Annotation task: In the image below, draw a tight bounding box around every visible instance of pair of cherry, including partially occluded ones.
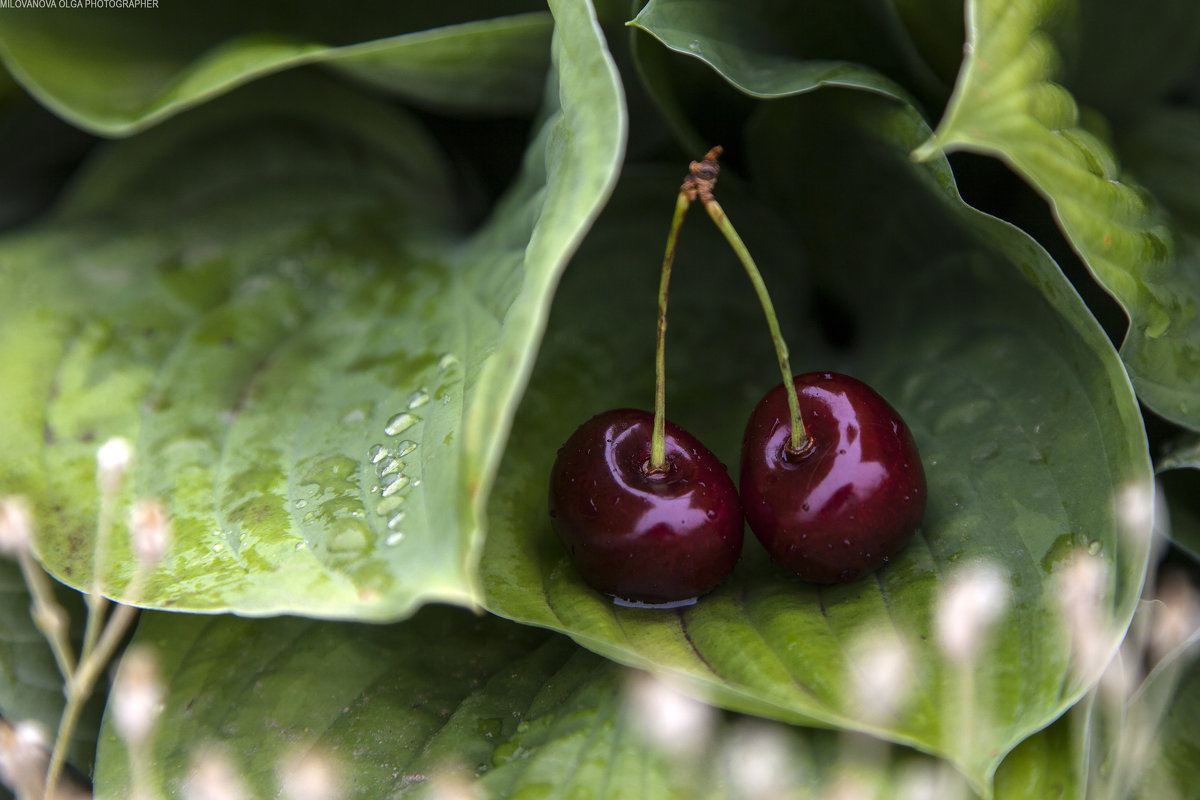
[548,150,927,606]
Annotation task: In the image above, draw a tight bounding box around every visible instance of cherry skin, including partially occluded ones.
[549,409,744,604]
[740,372,926,583]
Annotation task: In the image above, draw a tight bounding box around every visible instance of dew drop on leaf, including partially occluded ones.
[407,389,430,410]
[385,412,418,436]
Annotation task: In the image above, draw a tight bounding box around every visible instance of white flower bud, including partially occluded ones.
[1149,571,1200,665]
[936,561,1010,663]
[112,646,164,745]
[97,437,134,494]
[0,496,33,558]
[278,749,343,800]
[625,671,714,758]
[128,499,171,567]
[721,721,797,799]
[183,748,249,800]
[848,627,913,722]
[0,718,50,794]
[1057,550,1112,675]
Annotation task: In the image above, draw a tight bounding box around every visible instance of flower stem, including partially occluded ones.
[690,150,809,453]
[649,188,693,473]
[17,552,76,682]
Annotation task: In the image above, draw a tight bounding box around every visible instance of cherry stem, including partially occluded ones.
[649,185,693,472]
[692,150,809,453]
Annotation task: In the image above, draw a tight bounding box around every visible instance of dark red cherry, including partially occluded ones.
[549,409,744,604]
[740,372,926,583]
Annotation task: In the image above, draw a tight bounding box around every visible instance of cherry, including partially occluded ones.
[740,372,926,583]
[549,409,744,604]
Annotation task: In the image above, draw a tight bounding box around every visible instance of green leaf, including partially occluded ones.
[481,89,1153,791]
[912,0,1200,431]
[1155,434,1200,562]
[0,0,624,621]
[629,0,919,102]
[89,607,736,799]
[627,0,937,158]
[0,3,552,136]
[993,695,1092,800]
[95,604,992,799]
[1087,629,1200,800]
[0,559,103,774]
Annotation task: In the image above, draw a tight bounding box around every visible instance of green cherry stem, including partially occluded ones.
[649,180,694,472]
[694,150,810,454]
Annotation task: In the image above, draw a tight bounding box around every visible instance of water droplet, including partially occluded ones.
[376,495,404,515]
[843,539,852,547]
[407,389,430,410]
[379,457,403,477]
[386,531,405,546]
[411,479,421,487]
[369,444,388,463]
[706,510,717,520]
[341,407,366,424]
[295,499,308,509]
[395,440,417,458]
[801,503,811,512]
[387,511,407,530]
[294,541,307,551]
[385,412,418,436]
[211,543,223,553]
[438,353,459,371]
[382,473,410,497]
[1087,540,1104,556]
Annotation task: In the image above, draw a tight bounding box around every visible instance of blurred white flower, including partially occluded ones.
[128,499,171,567]
[97,437,134,494]
[1148,571,1200,665]
[625,671,715,758]
[183,748,249,800]
[278,748,343,800]
[1056,550,1113,676]
[1114,481,1156,545]
[848,627,913,723]
[0,496,33,558]
[112,646,164,745]
[935,561,1010,663]
[721,720,799,799]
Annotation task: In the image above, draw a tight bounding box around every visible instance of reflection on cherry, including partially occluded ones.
[549,409,744,604]
[740,373,926,583]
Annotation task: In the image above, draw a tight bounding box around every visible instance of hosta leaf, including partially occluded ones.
[95,605,992,800]
[911,0,1200,431]
[993,694,1092,800]
[90,608,735,799]
[0,0,624,620]
[0,3,551,135]
[0,560,102,774]
[629,0,918,103]
[1155,433,1200,562]
[481,89,1152,791]
[1128,634,1200,800]
[627,0,937,159]
[1087,631,1200,800]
